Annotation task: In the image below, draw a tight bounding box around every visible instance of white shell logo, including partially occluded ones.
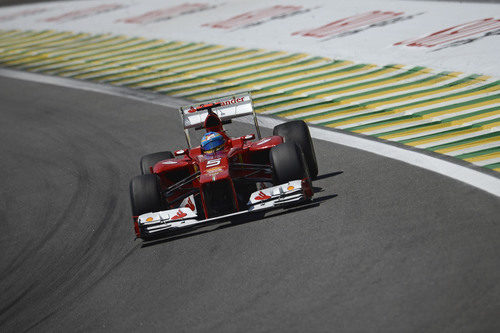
[257,138,272,146]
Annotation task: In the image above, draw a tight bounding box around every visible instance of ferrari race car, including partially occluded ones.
[130,92,318,240]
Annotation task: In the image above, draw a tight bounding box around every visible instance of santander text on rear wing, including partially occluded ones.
[178,92,261,147]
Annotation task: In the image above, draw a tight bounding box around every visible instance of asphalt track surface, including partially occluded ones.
[0,75,499,332]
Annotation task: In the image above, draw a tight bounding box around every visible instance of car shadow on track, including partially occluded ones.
[141,191,338,248]
[315,170,343,180]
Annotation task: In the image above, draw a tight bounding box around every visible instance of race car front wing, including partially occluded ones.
[137,179,312,237]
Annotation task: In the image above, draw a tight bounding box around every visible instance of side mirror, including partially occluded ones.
[241,134,255,141]
[174,149,187,156]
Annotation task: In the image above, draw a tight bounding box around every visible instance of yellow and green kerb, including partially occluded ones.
[1,29,498,172]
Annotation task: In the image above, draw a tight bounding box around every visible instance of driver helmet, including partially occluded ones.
[201,132,225,154]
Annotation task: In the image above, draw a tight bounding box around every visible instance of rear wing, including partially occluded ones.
[179,92,261,147]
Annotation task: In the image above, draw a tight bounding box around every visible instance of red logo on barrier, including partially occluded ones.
[292,11,403,38]
[203,5,304,30]
[394,18,500,48]
[0,8,47,22]
[255,191,271,201]
[171,210,187,220]
[44,4,123,23]
[116,3,212,24]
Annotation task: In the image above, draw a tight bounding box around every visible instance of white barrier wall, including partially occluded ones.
[0,0,498,76]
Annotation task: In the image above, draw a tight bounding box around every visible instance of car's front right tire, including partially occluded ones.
[129,174,164,217]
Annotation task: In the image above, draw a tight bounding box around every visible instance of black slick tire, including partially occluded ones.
[273,120,318,178]
[269,142,308,184]
[129,174,164,217]
[140,151,174,174]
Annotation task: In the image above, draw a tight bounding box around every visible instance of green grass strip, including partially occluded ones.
[0,30,57,48]
[271,71,452,117]
[27,41,180,72]
[426,132,500,151]
[33,37,149,73]
[0,33,80,54]
[127,56,327,88]
[9,34,113,64]
[255,66,424,109]
[318,80,499,126]
[122,52,316,88]
[161,59,349,95]
[90,49,282,82]
[346,96,500,133]
[62,44,234,75]
[454,146,500,159]
[19,35,134,66]
[251,63,369,93]
[482,162,500,170]
[399,118,500,144]
[151,56,336,93]
[292,74,479,120]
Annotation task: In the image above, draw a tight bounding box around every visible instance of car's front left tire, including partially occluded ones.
[269,142,308,184]
[273,120,318,178]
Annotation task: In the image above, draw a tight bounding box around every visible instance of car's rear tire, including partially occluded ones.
[130,174,164,217]
[140,151,174,174]
[269,142,308,184]
[273,120,318,178]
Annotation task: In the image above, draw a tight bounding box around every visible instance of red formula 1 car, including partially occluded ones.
[129,92,318,240]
